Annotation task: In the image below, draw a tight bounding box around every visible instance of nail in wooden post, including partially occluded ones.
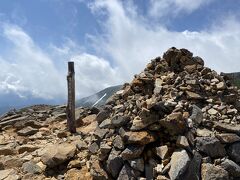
[66,61,76,133]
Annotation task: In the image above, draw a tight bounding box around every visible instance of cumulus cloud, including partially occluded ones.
[89,0,240,79]
[0,24,65,99]
[149,0,215,18]
[72,53,122,98]
[0,23,121,102]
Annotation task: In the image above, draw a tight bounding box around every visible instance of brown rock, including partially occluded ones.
[67,159,82,169]
[216,133,240,144]
[83,114,96,124]
[17,144,39,154]
[41,143,76,168]
[0,146,16,155]
[201,163,229,180]
[123,131,156,145]
[65,168,86,180]
[186,91,202,100]
[160,112,187,135]
[0,156,25,168]
[90,160,109,179]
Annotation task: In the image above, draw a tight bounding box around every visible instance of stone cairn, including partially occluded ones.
[87,47,240,180]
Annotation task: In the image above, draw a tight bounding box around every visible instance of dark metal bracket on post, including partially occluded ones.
[66,61,76,133]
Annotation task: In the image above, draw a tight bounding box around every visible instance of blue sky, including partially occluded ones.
[0,0,240,105]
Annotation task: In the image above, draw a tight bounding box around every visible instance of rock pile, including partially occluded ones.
[86,47,240,180]
[1,47,240,180]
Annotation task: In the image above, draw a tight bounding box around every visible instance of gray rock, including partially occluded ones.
[201,163,229,180]
[220,159,240,177]
[168,149,190,180]
[88,142,99,154]
[121,145,144,160]
[111,115,130,127]
[24,120,44,129]
[145,164,154,180]
[195,137,226,158]
[129,158,144,172]
[113,135,125,150]
[17,126,38,136]
[117,163,141,180]
[76,140,88,150]
[107,148,124,178]
[208,108,218,115]
[99,118,112,129]
[99,143,112,161]
[182,151,202,180]
[152,101,171,114]
[93,128,108,139]
[154,78,163,94]
[99,143,112,154]
[22,161,42,174]
[227,142,240,163]
[190,105,203,126]
[131,108,159,130]
[214,122,240,135]
[96,108,111,123]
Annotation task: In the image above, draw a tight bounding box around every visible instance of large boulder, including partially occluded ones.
[168,149,190,180]
[41,143,76,168]
[195,137,226,158]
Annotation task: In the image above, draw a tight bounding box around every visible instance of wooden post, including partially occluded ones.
[66,61,76,133]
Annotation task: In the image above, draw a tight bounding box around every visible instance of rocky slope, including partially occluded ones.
[1,47,240,180]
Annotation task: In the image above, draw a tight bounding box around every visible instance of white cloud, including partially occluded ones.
[0,24,65,99]
[88,0,240,79]
[149,0,215,18]
[0,23,121,102]
[72,53,122,98]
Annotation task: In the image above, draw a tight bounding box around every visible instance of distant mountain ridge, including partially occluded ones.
[76,85,122,108]
[221,72,240,88]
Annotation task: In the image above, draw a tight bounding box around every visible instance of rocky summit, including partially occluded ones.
[1,47,240,180]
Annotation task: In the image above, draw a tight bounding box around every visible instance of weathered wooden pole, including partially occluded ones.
[66,61,76,133]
